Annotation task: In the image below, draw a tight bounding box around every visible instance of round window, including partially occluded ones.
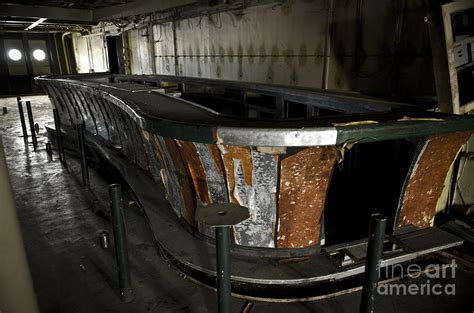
[8,49,22,61]
[33,49,46,61]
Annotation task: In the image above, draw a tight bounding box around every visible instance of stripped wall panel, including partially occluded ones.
[147,134,185,219]
[162,138,195,225]
[176,141,228,235]
[278,147,338,248]
[219,145,278,248]
[398,132,473,228]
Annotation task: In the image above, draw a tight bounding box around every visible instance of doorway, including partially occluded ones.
[106,35,125,74]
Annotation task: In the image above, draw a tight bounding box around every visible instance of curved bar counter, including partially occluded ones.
[36,73,474,300]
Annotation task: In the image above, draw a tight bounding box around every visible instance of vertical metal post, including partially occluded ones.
[25,101,37,150]
[195,203,248,313]
[360,213,387,313]
[17,98,28,140]
[53,109,65,162]
[215,226,231,313]
[76,123,89,189]
[45,143,52,156]
[109,184,133,303]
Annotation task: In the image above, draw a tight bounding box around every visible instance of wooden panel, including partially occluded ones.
[399,132,473,228]
[278,147,338,248]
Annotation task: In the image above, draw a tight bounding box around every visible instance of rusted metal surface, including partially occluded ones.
[219,145,278,248]
[37,74,474,251]
[398,132,473,228]
[176,140,211,204]
[176,141,230,236]
[194,143,228,204]
[278,147,338,248]
[159,139,194,222]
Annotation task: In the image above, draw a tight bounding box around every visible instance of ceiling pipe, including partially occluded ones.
[62,32,72,74]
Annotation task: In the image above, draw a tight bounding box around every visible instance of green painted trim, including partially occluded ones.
[143,120,216,144]
[336,118,474,145]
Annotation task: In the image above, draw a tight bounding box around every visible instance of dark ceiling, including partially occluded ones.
[0,0,136,10]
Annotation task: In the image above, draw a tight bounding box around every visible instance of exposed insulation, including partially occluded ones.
[278,147,338,248]
[398,132,473,228]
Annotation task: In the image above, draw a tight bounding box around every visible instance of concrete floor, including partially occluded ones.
[1,95,473,313]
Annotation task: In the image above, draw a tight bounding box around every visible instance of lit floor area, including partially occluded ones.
[1,96,473,312]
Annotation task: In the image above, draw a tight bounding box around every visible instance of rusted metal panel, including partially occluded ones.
[219,145,278,248]
[398,132,473,228]
[219,145,253,204]
[194,143,228,204]
[174,140,215,235]
[177,142,229,236]
[176,140,211,204]
[278,147,338,248]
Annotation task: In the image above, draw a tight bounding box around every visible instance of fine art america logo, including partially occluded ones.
[377,260,457,296]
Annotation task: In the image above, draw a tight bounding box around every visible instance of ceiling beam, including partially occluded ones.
[93,0,196,21]
[0,4,93,23]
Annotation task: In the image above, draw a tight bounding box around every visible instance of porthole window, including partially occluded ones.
[8,49,22,61]
[32,49,46,61]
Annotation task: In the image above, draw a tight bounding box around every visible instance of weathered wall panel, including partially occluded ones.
[72,33,108,73]
[125,28,154,75]
[278,147,337,248]
[219,145,278,248]
[398,132,473,228]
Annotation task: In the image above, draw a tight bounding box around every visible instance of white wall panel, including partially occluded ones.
[72,33,108,73]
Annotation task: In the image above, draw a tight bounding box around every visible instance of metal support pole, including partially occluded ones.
[53,109,65,162]
[17,98,28,140]
[76,123,89,189]
[109,184,133,303]
[360,213,387,313]
[25,101,37,150]
[195,203,249,313]
[45,143,52,156]
[215,226,231,313]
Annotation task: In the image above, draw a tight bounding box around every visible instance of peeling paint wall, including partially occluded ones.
[72,0,438,99]
[72,33,108,73]
[154,1,327,88]
[152,0,436,97]
[125,27,155,74]
[398,132,473,228]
